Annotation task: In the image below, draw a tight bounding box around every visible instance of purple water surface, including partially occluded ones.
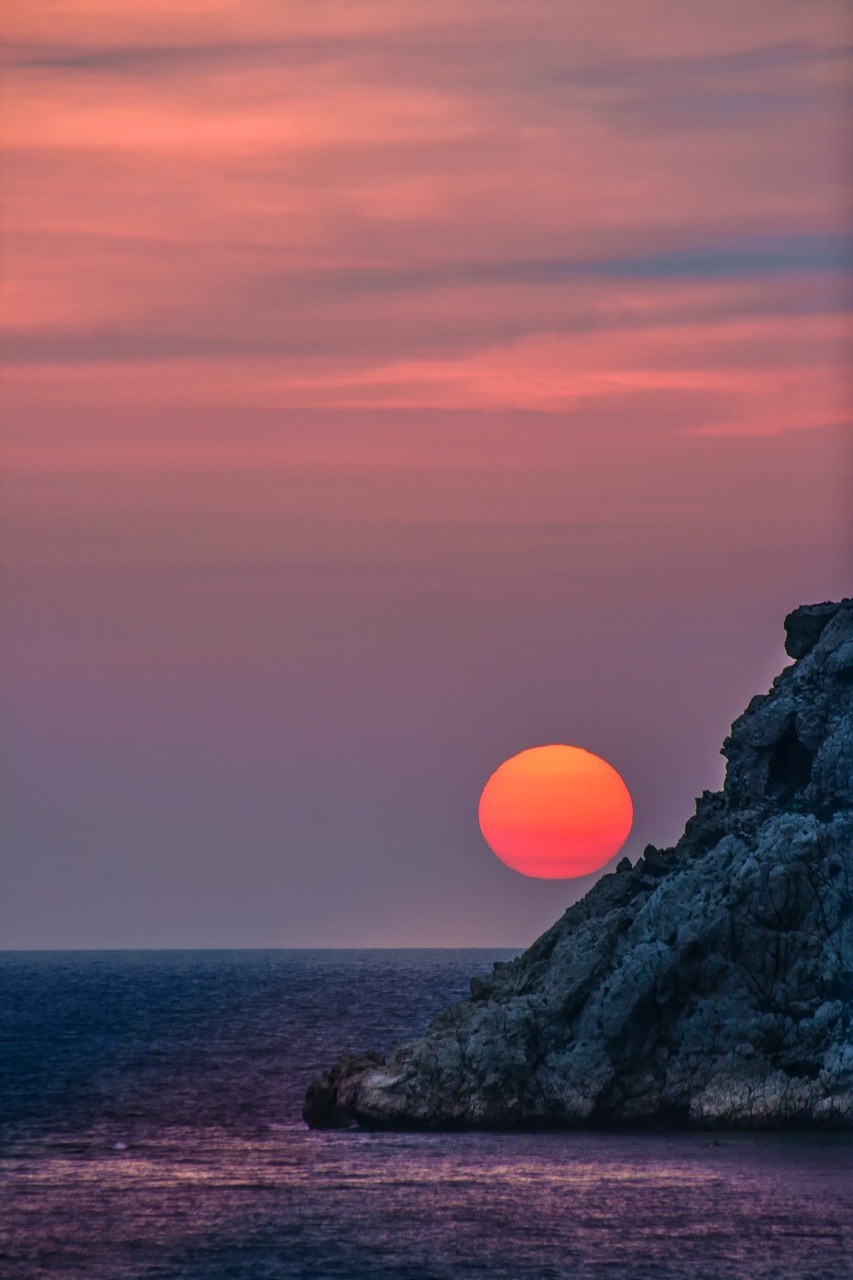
[1,951,850,1279]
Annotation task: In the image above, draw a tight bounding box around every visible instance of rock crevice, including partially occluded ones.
[304,600,853,1130]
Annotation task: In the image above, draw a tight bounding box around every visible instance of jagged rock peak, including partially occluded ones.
[784,599,851,659]
[304,601,853,1131]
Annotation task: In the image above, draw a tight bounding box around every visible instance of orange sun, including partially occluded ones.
[478,744,633,879]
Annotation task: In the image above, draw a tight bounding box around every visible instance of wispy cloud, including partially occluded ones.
[2,0,849,437]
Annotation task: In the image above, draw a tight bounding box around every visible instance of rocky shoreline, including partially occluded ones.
[304,600,853,1131]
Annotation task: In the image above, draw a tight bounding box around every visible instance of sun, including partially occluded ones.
[478,744,633,879]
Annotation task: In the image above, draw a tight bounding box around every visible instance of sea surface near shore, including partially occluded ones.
[1,950,850,1279]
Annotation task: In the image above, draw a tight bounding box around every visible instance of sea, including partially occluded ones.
[1,950,850,1280]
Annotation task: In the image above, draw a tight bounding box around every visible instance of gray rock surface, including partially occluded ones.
[304,601,853,1130]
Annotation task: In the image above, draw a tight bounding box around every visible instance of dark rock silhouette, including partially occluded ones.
[304,601,853,1130]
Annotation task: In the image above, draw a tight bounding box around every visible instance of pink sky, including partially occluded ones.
[2,1,850,947]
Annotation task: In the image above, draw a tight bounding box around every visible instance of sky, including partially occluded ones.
[1,0,851,949]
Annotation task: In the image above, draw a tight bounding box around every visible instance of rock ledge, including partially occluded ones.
[305,601,853,1130]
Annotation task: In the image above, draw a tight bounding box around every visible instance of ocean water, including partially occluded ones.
[1,951,850,1280]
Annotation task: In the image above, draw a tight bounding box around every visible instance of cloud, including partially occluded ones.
[2,0,849,436]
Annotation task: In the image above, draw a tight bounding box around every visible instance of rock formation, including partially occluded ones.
[304,601,853,1130]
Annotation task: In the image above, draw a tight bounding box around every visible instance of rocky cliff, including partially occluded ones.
[305,600,853,1130]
